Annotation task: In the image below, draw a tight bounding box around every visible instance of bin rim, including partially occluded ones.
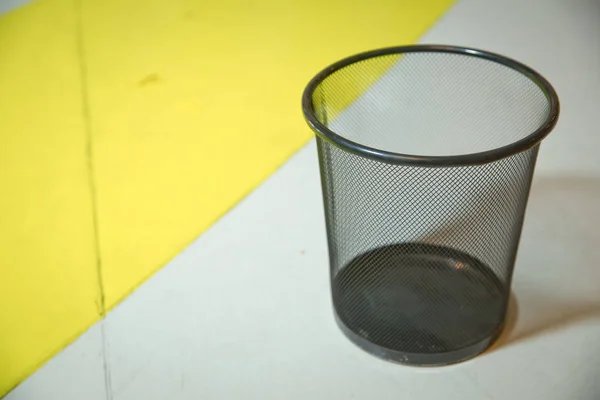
[302,44,560,167]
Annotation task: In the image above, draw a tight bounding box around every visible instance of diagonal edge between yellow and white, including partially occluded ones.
[86,0,455,311]
[0,0,455,395]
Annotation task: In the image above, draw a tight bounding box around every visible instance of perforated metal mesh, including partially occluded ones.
[313,52,551,156]
[305,47,558,365]
[318,139,538,362]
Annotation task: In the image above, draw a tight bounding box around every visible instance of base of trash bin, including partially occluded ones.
[332,243,507,366]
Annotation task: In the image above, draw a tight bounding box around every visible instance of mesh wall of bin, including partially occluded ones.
[302,45,559,366]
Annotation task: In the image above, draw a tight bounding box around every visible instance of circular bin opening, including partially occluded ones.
[303,45,559,166]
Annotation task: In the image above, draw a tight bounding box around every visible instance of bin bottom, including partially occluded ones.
[332,243,506,366]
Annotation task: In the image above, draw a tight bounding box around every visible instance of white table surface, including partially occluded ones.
[7,0,600,399]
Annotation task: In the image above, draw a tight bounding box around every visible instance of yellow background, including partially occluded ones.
[0,0,454,395]
[0,0,101,394]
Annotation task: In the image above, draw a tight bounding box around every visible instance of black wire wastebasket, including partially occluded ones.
[302,45,559,366]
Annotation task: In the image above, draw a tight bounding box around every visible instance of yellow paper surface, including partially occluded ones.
[0,0,101,395]
[82,0,454,309]
[0,0,454,395]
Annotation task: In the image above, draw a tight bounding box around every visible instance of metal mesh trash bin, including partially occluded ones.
[302,45,559,366]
